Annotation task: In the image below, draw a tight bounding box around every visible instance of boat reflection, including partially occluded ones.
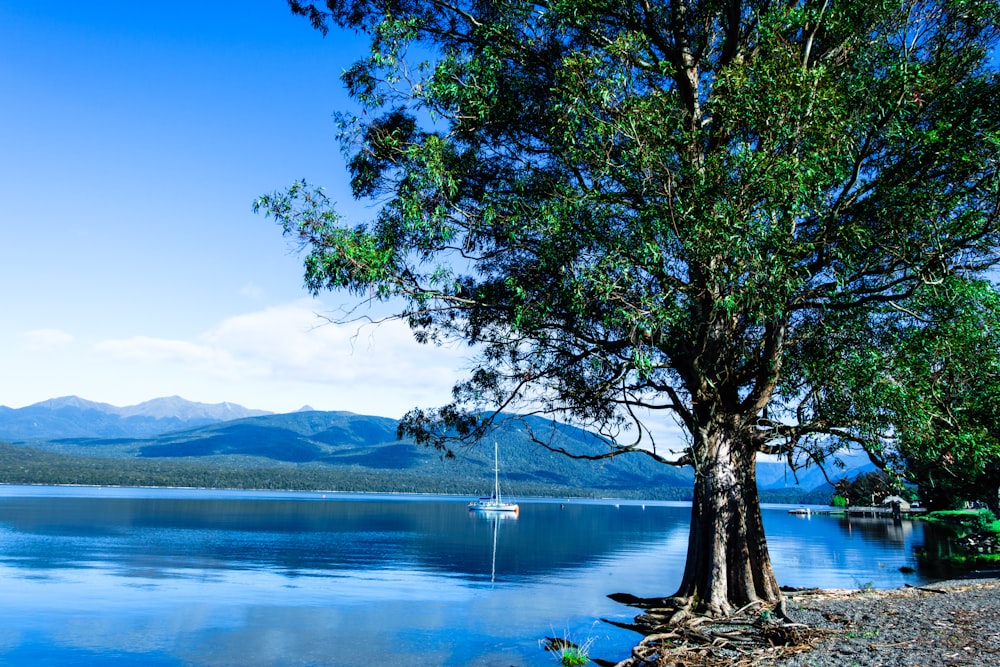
[469,508,518,583]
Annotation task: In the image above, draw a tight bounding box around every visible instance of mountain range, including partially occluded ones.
[0,396,272,440]
[0,396,871,500]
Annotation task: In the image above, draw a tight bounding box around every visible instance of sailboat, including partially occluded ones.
[468,441,519,513]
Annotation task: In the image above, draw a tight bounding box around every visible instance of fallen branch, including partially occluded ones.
[903,583,948,594]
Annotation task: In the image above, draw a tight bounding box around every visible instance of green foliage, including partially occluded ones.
[925,509,999,535]
[875,279,1000,513]
[833,471,904,506]
[267,0,1000,464]
[269,0,1000,608]
[544,631,596,667]
[830,495,848,509]
[918,509,1000,572]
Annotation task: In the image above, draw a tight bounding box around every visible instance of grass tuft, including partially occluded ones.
[542,627,600,667]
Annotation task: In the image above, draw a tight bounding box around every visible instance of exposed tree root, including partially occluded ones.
[602,594,833,667]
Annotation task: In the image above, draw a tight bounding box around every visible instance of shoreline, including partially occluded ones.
[773,574,1000,666]
[608,572,1000,666]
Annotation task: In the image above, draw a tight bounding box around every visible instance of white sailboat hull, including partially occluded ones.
[468,500,519,512]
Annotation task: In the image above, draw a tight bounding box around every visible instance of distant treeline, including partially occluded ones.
[0,442,712,500]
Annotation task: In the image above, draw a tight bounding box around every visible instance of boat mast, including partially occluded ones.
[493,441,501,503]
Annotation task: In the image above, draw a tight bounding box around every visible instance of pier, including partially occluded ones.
[791,506,927,518]
[842,506,926,518]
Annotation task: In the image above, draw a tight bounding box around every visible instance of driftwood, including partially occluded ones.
[903,583,948,594]
[601,594,833,667]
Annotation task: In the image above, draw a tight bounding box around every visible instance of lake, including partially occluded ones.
[0,486,928,666]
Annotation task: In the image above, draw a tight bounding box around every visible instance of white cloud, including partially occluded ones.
[96,335,262,379]
[191,302,467,388]
[15,306,687,443]
[21,328,75,351]
[93,300,468,415]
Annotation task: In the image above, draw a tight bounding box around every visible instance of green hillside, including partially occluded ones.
[0,410,827,502]
[0,411,695,498]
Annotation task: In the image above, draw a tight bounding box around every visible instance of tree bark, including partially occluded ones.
[674,425,782,616]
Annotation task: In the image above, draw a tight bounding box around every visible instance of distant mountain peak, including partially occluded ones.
[118,397,272,421]
[24,395,275,420]
[296,405,316,413]
[32,396,118,413]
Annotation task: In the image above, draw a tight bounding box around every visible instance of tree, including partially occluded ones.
[886,279,1000,516]
[833,470,895,507]
[256,0,1000,615]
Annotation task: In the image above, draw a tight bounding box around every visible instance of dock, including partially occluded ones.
[842,506,926,518]
[790,506,927,518]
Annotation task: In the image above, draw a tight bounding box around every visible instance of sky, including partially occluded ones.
[0,1,472,417]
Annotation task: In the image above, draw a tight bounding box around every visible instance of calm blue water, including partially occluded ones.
[0,486,928,666]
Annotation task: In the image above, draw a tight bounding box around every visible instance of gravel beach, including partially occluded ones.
[772,574,1000,667]
[605,572,1000,666]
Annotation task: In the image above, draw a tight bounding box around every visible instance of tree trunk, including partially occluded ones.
[674,427,782,616]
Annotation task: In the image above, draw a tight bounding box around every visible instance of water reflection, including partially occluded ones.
[467,509,517,583]
[0,495,689,581]
[764,508,925,589]
[837,515,915,545]
[0,488,929,666]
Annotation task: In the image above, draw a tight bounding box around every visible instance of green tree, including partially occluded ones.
[833,470,895,506]
[887,279,1000,516]
[257,0,1000,615]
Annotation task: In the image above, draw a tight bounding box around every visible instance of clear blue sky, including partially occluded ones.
[0,1,467,416]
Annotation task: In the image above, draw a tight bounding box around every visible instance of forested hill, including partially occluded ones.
[2,411,693,499]
[0,402,858,501]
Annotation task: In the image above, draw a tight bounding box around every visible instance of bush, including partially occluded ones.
[925,509,996,535]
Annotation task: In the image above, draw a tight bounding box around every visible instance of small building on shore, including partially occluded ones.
[881,495,911,511]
